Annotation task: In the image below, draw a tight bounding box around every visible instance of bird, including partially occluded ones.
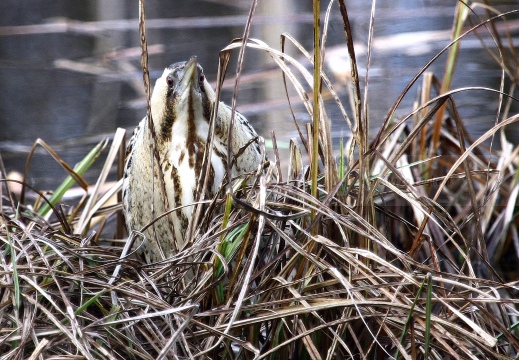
[122,57,262,262]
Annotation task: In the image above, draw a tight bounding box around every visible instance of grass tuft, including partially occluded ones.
[1,0,519,358]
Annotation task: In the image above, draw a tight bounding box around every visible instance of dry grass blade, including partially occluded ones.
[76,128,125,235]
[2,1,519,359]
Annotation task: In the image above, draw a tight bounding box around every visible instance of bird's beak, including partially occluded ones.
[178,57,198,95]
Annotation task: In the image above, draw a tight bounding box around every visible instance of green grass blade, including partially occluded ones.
[37,139,107,217]
[395,276,428,359]
[424,273,433,359]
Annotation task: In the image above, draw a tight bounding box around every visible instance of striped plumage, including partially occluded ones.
[122,57,261,262]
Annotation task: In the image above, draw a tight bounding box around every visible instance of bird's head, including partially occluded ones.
[150,57,216,140]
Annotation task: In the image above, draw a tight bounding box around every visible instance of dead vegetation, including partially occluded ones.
[1,0,519,359]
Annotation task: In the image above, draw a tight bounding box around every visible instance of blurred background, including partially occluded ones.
[0,0,517,191]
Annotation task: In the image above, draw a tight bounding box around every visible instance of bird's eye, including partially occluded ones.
[199,73,205,83]
[166,76,174,88]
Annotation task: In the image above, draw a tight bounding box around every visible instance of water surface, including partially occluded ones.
[0,1,516,190]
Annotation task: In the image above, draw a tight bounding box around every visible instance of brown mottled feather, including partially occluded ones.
[122,58,262,262]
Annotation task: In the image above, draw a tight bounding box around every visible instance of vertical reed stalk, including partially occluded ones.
[311,0,321,235]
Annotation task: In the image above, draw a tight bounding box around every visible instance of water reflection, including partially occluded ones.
[0,1,516,190]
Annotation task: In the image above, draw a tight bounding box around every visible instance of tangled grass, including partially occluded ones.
[1,0,519,359]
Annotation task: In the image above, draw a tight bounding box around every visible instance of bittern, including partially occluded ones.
[123,57,262,262]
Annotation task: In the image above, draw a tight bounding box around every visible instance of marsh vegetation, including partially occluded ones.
[1,0,519,358]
